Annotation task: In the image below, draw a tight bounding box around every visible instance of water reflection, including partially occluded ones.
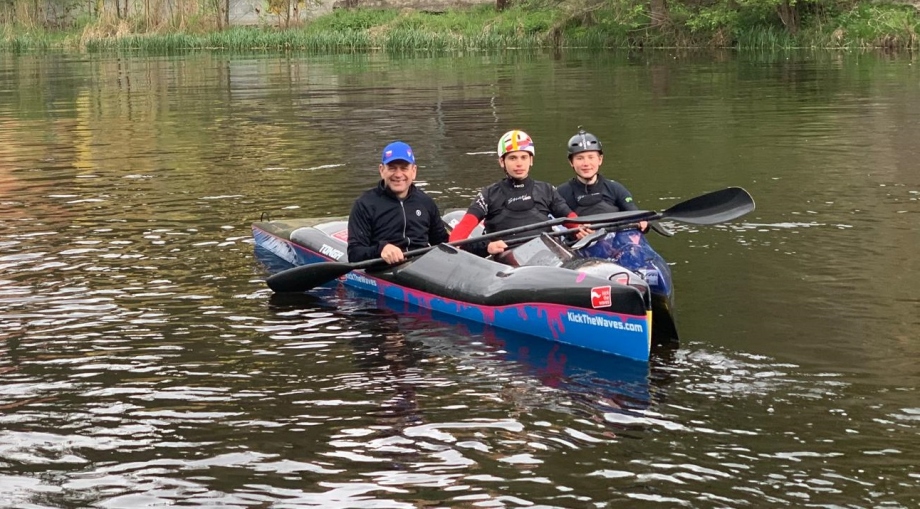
[2,49,919,506]
[256,250,919,507]
[261,284,669,506]
[265,273,658,423]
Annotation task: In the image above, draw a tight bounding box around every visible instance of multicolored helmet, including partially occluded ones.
[497,130,535,158]
[567,129,603,157]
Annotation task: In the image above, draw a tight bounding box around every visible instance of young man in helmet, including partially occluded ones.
[556,129,648,232]
[347,141,449,264]
[449,130,580,256]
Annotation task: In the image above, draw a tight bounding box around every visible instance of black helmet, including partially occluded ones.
[567,129,603,158]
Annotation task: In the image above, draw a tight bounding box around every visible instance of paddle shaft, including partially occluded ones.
[265,187,754,292]
[331,209,658,271]
[265,216,648,292]
[503,221,645,249]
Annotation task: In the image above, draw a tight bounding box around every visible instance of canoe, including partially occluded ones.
[252,218,655,362]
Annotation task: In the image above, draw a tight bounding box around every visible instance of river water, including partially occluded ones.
[1,50,918,508]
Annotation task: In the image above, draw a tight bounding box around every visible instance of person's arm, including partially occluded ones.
[449,190,487,241]
[606,180,647,232]
[449,191,489,256]
[549,185,575,219]
[556,182,577,212]
[547,185,583,230]
[347,199,386,263]
[448,213,480,242]
[449,212,494,257]
[608,180,639,212]
[546,184,597,239]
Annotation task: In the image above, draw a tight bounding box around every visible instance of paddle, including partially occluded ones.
[650,221,674,237]
[265,187,754,293]
[267,213,653,293]
[493,221,633,252]
[569,228,609,250]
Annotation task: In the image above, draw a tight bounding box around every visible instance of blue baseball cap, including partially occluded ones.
[381,141,415,165]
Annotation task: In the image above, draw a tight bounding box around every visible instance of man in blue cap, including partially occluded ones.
[347,141,449,264]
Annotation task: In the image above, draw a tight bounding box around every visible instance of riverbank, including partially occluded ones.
[2,2,918,52]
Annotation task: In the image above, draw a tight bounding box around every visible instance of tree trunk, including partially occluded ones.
[215,0,228,30]
[649,0,670,27]
[777,0,798,34]
[496,0,509,12]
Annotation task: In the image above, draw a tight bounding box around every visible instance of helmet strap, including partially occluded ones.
[500,156,531,181]
[575,173,598,185]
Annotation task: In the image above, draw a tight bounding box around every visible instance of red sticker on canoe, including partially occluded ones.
[591,286,612,309]
[332,230,348,242]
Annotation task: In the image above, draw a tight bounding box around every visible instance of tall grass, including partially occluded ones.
[1,25,70,51]
[735,25,798,50]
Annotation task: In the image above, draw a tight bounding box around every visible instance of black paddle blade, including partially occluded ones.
[570,228,608,250]
[650,221,675,237]
[266,261,354,293]
[661,187,755,225]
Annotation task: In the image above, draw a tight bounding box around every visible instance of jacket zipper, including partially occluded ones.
[400,200,409,249]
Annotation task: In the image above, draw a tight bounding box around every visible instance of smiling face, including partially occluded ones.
[499,151,533,180]
[569,151,603,183]
[378,160,417,198]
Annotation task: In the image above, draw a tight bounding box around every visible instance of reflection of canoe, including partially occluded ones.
[252,218,654,362]
[441,210,678,343]
[379,296,654,410]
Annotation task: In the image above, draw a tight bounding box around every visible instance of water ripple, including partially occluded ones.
[1,51,919,508]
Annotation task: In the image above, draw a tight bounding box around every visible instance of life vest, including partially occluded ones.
[484,177,554,236]
[572,184,622,216]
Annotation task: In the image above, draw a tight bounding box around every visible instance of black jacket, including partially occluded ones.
[347,181,449,263]
[467,177,573,234]
[459,176,572,257]
[556,175,639,216]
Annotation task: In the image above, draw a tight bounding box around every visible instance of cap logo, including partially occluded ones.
[382,142,416,164]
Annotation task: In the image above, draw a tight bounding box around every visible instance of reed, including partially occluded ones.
[1,26,68,51]
[735,26,796,50]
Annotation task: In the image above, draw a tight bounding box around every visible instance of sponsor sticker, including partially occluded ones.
[590,285,612,309]
[319,244,345,260]
[346,272,378,287]
[331,230,348,242]
[566,311,644,333]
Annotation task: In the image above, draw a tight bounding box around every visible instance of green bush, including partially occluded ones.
[837,2,919,45]
[312,8,398,31]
